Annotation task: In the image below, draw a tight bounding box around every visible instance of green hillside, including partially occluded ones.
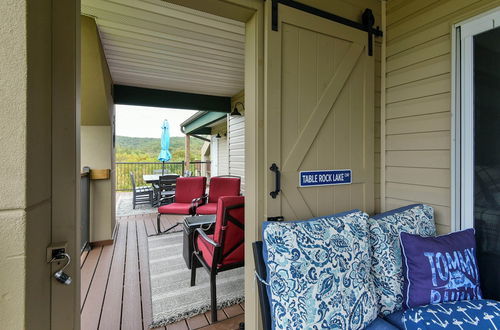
[116,135,205,162]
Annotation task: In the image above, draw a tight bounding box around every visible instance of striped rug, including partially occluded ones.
[148,232,244,328]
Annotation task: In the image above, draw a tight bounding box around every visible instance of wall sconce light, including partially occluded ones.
[216,133,221,139]
[231,102,244,116]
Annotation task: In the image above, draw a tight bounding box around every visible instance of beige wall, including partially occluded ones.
[229,90,246,192]
[81,126,114,242]
[1,1,81,328]
[384,0,500,234]
[81,16,115,242]
[0,2,30,327]
[81,16,113,126]
[0,0,55,328]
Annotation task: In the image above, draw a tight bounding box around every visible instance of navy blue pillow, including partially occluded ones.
[400,229,482,309]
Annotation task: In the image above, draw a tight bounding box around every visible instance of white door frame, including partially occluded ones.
[453,7,500,230]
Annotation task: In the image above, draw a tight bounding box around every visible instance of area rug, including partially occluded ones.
[148,232,244,328]
[116,194,157,217]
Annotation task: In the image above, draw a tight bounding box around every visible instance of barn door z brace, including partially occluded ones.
[271,0,383,56]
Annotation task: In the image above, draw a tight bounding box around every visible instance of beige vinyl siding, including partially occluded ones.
[229,90,245,193]
[385,0,500,234]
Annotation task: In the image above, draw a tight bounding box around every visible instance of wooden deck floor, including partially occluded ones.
[80,213,244,330]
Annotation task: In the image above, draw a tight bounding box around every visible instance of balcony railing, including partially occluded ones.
[116,161,211,191]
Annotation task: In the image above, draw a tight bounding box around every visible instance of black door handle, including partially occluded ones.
[270,163,281,199]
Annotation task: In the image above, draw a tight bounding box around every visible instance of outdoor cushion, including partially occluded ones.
[207,176,240,203]
[197,234,244,267]
[400,229,482,309]
[368,204,436,316]
[365,317,402,330]
[262,210,378,329]
[174,176,206,203]
[196,202,217,215]
[403,300,500,329]
[383,310,405,329]
[158,203,192,215]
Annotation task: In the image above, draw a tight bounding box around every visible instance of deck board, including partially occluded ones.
[186,314,209,329]
[82,214,244,330]
[122,222,143,330]
[166,320,189,330]
[198,314,244,330]
[80,247,102,308]
[204,310,228,324]
[81,245,113,330]
[223,305,244,319]
[99,222,127,330]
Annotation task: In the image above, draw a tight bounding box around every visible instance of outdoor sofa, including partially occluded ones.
[253,204,500,329]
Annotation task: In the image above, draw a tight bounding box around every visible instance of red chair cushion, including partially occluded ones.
[207,177,241,203]
[214,196,244,245]
[196,203,217,215]
[196,196,245,269]
[197,235,244,268]
[158,203,192,215]
[175,177,207,203]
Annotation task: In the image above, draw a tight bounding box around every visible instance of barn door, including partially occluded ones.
[265,4,374,221]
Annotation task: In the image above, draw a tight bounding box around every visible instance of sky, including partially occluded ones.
[115,105,198,138]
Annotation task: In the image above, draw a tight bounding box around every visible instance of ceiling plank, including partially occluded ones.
[81,0,244,97]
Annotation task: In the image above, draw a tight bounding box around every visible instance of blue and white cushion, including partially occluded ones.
[403,300,500,329]
[262,210,378,329]
[369,204,436,316]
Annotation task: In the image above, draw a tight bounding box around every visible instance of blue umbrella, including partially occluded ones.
[158,120,171,175]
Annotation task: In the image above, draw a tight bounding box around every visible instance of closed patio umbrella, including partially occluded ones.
[158,120,171,175]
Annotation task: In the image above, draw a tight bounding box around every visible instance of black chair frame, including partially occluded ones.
[155,194,200,234]
[153,175,178,206]
[252,241,272,330]
[191,203,245,323]
[130,172,153,209]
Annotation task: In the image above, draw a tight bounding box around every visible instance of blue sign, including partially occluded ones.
[299,169,352,187]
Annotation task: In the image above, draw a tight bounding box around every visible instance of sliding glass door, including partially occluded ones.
[459,10,500,300]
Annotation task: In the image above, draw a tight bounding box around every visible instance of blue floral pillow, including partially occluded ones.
[368,204,436,316]
[262,210,378,329]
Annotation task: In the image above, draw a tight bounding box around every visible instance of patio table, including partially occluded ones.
[143,174,161,184]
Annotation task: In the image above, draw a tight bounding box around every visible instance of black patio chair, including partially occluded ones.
[154,174,179,206]
[130,172,153,209]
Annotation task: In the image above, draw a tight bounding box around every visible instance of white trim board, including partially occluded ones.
[453,8,500,230]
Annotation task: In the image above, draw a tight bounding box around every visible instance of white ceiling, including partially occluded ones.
[81,0,245,97]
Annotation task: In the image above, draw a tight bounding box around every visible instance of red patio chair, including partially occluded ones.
[191,196,244,322]
[156,176,206,234]
[195,176,241,215]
